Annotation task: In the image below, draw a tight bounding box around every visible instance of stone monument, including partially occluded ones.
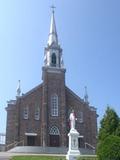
[66,110,81,160]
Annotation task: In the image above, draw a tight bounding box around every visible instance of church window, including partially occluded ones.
[23,106,29,120]
[77,111,83,123]
[51,94,58,116]
[34,105,40,120]
[49,126,60,135]
[51,53,56,66]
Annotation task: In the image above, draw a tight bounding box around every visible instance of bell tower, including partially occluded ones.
[41,8,67,147]
[43,7,64,69]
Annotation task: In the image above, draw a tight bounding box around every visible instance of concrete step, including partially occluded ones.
[7,146,95,155]
[8,146,67,154]
[0,144,6,152]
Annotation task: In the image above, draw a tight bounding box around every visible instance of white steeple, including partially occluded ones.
[44,7,64,69]
[16,80,21,97]
[47,6,58,46]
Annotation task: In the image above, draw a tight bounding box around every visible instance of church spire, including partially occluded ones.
[84,86,89,104]
[47,6,58,46]
[16,80,21,98]
[43,7,64,69]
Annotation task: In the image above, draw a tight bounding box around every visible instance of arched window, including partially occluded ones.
[23,106,29,119]
[49,126,60,135]
[51,94,58,116]
[51,53,56,67]
[77,111,83,123]
[34,105,40,120]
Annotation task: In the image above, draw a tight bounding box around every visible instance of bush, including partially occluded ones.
[97,135,120,160]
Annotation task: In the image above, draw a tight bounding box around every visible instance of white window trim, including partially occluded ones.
[34,107,40,120]
[23,106,29,120]
[51,94,58,116]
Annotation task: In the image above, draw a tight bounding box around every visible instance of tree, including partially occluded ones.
[116,119,120,136]
[98,106,119,141]
[97,106,120,160]
[97,135,120,160]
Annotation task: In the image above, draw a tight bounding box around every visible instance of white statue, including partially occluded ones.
[67,110,80,160]
[69,110,77,130]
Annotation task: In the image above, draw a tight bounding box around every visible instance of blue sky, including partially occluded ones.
[0,0,120,133]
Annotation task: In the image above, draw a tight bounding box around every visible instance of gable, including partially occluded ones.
[65,86,84,104]
[21,83,43,99]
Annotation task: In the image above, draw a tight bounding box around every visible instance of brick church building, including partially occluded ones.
[6,10,97,149]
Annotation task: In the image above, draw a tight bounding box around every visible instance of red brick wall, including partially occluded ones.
[6,68,97,149]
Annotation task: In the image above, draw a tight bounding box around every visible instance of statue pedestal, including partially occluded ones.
[66,128,80,160]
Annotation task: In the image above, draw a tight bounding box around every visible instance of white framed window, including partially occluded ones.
[51,94,58,116]
[34,106,40,120]
[51,53,56,67]
[23,106,29,119]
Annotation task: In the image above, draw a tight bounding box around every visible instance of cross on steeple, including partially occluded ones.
[44,5,64,69]
[51,5,56,13]
[47,5,58,46]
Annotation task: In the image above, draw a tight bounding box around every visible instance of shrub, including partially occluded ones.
[97,135,120,160]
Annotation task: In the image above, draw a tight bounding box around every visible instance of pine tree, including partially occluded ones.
[116,119,120,136]
[99,106,119,141]
[97,135,120,160]
[97,106,120,160]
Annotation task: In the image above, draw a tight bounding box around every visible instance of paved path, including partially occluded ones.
[0,152,11,160]
[0,158,10,160]
[0,152,66,160]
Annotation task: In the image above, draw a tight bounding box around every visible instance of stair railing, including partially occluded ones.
[14,140,24,146]
[85,142,95,153]
[6,140,24,151]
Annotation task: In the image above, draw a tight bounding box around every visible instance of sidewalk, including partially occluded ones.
[0,152,65,159]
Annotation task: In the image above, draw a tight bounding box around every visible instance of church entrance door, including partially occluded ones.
[50,135,59,147]
[49,126,60,147]
[27,136,35,146]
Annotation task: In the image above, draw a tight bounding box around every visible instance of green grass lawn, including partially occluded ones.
[77,155,98,160]
[11,155,98,160]
[11,156,66,160]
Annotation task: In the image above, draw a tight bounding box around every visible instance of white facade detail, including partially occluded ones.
[25,133,37,136]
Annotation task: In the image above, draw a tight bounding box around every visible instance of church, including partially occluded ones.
[6,9,97,150]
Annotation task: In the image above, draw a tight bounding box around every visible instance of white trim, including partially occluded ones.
[78,135,84,138]
[23,106,29,120]
[34,107,40,120]
[51,94,58,116]
[25,133,37,136]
